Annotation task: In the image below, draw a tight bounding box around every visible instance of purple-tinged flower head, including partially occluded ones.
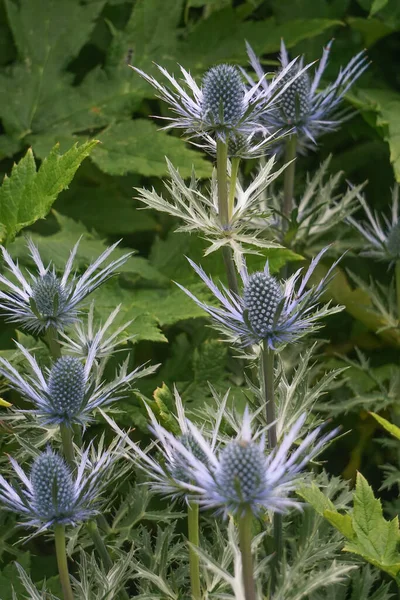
[245,40,369,155]
[0,339,158,428]
[131,57,303,157]
[0,446,115,534]
[348,185,400,264]
[176,248,342,350]
[103,404,337,517]
[0,238,133,334]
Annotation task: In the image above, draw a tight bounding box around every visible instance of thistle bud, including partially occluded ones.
[31,272,68,319]
[387,223,400,258]
[202,64,244,127]
[217,440,265,504]
[243,272,282,339]
[279,67,311,123]
[48,356,85,420]
[31,450,75,521]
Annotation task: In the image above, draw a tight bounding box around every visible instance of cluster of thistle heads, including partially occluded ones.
[133,39,369,158]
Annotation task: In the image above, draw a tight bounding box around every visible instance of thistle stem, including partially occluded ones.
[282,134,297,230]
[396,260,400,322]
[45,326,62,359]
[55,525,74,600]
[228,157,240,220]
[261,343,282,592]
[216,139,240,296]
[86,520,113,571]
[60,424,75,469]
[261,343,276,448]
[188,502,201,600]
[238,508,256,600]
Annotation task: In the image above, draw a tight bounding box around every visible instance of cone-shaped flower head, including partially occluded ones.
[48,357,85,421]
[131,57,293,155]
[0,238,132,334]
[172,433,210,484]
[0,339,158,427]
[0,447,116,533]
[278,66,311,123]
[177,249,342,350]
[202,65,244,128]
[243,272,283,339]
[348,185,400,263]
[245,39,369,155]
[31,451,75,523]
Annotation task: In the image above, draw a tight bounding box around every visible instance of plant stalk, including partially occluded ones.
[55,525,75,600]
[60,424,75,469]
[282,134,297,228]
[216,139,239,296]
[238,508,256,600]
[86,520,113,571]
[45,325,62,359]
[228,156,240,220]
[188,502,201,600]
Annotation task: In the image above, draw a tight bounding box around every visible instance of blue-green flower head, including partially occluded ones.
[0,341,158,428]
[243,272,283,339]
[48,356,85,421]
[217,439,266,507]
[171,433,210,484]
[278,66,311,124]
[31,451,75,523]
[0,238,132,334]
[202,64,244,127]
[31,272,70,324]
[0,447,117,534]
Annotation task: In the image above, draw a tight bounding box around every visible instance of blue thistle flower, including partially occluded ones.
[0,238,132,334]
[0,339,158,427]
[131,59,297,155]
[176,249,342,350]
[0,447,114,533]
[245,40,369,154]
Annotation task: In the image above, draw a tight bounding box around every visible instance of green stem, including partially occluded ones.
[282,135,297,229]
[228,157,240,220]
[216,139,239,296]
[261,344,276,448]
[97,513,113,535]
[45,326,62,359]
[86,520,113,571]
[238,509,256,600]
[396,261,400,323]
[60,424,75,469]
[188,502,201,600]
[55,525,74,600]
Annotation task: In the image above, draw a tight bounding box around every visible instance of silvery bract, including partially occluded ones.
[0,340,158,427]
[245,40,368,154]
[0,239,132,334]
[177,249,342,349]
[348,185,400,263]
[0,447,114,533]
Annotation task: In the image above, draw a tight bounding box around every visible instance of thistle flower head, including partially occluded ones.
[243,272,283,339]
[31,451,75,522]
[0,339,158,427]
[202,65,244,127]
[348,185,400,263]
[177,249,342,350]
[245,39,369,155]
[48,357,85,421]
[132,59,285,153]
[0,447,116,533]
[0,238,132,334]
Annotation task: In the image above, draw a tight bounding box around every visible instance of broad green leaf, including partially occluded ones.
[347,16,395,47]
[297,482,337,515]
[91,120,212,179]
[353,89,400,182]
[370,0,389,15]
[0,141,97,242]
[0,398,11,408]
[324,510,355,539]
[370,412,400,440]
